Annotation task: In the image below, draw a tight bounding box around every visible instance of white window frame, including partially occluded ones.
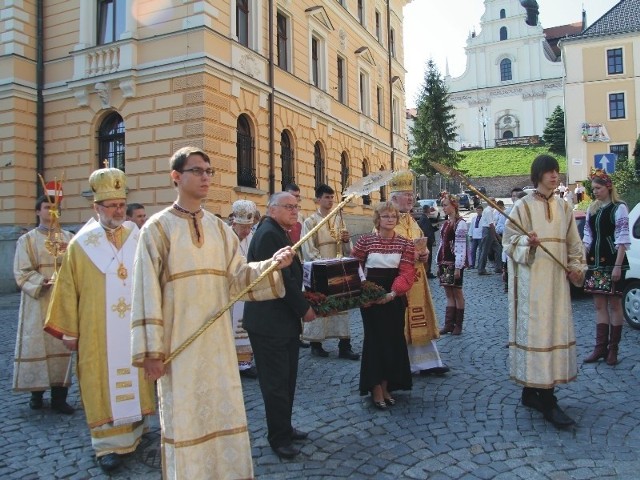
[605,46,624,76]
[359,69,371,116]
[358,0,366,27]
[375,10,382,43]
[392,95,400,133]
[376,86,384,125]
[337,55,347,104]
[230,0,262,51]
[389,27,396,58]
[607,91,627,121]
[309,31,327,91]
[276,9,292,73]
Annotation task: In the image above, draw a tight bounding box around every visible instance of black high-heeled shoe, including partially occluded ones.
[384,396,396,406]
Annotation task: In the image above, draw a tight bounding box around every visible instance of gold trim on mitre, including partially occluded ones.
[388,170,415,193]
[89,168,127,202]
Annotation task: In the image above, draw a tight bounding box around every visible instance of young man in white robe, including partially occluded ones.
[503,155,586,428]
[13,195,74,413]
[301,184,359,360]
[131,146,294,479]
[45,168,156,473]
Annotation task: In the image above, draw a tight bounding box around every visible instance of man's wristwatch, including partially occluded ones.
[389,291,396,299]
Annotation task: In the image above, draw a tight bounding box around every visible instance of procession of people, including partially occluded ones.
[11,151,627,477]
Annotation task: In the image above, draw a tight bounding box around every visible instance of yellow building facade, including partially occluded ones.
[0,0,411,290]
[561,0,639,183]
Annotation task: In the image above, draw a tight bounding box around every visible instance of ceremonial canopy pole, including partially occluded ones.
[430,162,570,274]
[164,170,395,366]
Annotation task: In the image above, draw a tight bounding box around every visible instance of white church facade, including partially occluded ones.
[446,0,582,150]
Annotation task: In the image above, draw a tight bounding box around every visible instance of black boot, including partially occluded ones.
[51,386,75,414]
[606,325,622,366]
[310,342,329,357]
[338,339,360,360]
[539,388,575,428]
[521,387,544,412]
[29,391,44,410]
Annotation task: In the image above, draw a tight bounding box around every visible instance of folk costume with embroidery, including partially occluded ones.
[45,218,155,456]
[503,192,586,388]
[13,228,73,392]
[131,206,285,480]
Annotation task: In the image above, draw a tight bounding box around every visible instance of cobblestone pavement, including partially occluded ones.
[1,268,639,479]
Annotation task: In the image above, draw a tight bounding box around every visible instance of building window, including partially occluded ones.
[337,56,346,104]
[377,87,383,125]
[236,0,249,47]
[500,9,506,19]
[314,142,325,188]
[358,0,365,26]
[609,93,626,119]
[500,58,512,81]
[98,112,125,170]
[375,10,382,43]
[362,160,371,205]
[237,114,257,188]
[277,11,290,71]
[607,48,623,75]
[392,96,400,133]
[359,71,370,115]
[503,130,513,139]
[97,0,126,45]
[340,152,349,194]
[280,130,295,190]
[389,28,396,58]
[500,27,508,41]
[610,144,629,160]
[310,34,327,90]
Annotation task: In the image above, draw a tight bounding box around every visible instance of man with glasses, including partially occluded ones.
[130,146,294,478]
[301,184,360,360]
[388,171,450,376]
[244,191,317,459]
[45,168,156,473]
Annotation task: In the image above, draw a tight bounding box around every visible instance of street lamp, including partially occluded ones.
[478,106,489,149]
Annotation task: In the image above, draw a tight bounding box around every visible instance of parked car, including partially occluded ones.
[456,193,472,211]
[410,199,441,222]
[623,203,640,329]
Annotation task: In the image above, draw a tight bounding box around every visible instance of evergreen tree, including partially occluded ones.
[542,105,566,156]
[409,59,459,175]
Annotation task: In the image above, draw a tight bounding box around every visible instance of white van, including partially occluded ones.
[623,203,640,329]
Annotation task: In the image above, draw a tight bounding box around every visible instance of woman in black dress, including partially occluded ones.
[582,169,630,365]
[351,202,416,409]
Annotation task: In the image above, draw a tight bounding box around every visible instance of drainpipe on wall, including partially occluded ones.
[386,0,395,171]
[267,0,276,194]
[36,0,45,194]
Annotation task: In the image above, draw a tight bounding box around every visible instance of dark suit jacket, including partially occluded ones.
[243,217,309,337]
[417,214,436,242]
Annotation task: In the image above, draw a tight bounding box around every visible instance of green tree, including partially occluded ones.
[542,105,566,156]
[409,59,459,175]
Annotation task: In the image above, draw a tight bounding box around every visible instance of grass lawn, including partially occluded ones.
[459,146,567,178]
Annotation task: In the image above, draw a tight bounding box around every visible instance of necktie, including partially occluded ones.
[475,216,481,228]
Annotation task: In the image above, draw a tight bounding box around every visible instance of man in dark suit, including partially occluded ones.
[417,205,437,278]
[244,191,317,459]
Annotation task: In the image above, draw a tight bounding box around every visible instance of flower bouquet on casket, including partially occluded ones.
[304,281,387,316]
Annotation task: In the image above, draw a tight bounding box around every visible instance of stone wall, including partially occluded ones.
[469,174,566,198]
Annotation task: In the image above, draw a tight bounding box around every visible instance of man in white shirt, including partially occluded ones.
[477,199,503,275]
[467,205,484,268]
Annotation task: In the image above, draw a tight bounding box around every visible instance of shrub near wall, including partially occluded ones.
[468,174,566,198]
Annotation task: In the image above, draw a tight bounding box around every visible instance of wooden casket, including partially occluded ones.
[303,257,363,298]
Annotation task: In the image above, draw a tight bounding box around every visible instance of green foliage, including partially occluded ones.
[410,59,459,175]
[612,158,640,208]
[542,106,566,156]
[634,134,640,177]
[458,146,567,178]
